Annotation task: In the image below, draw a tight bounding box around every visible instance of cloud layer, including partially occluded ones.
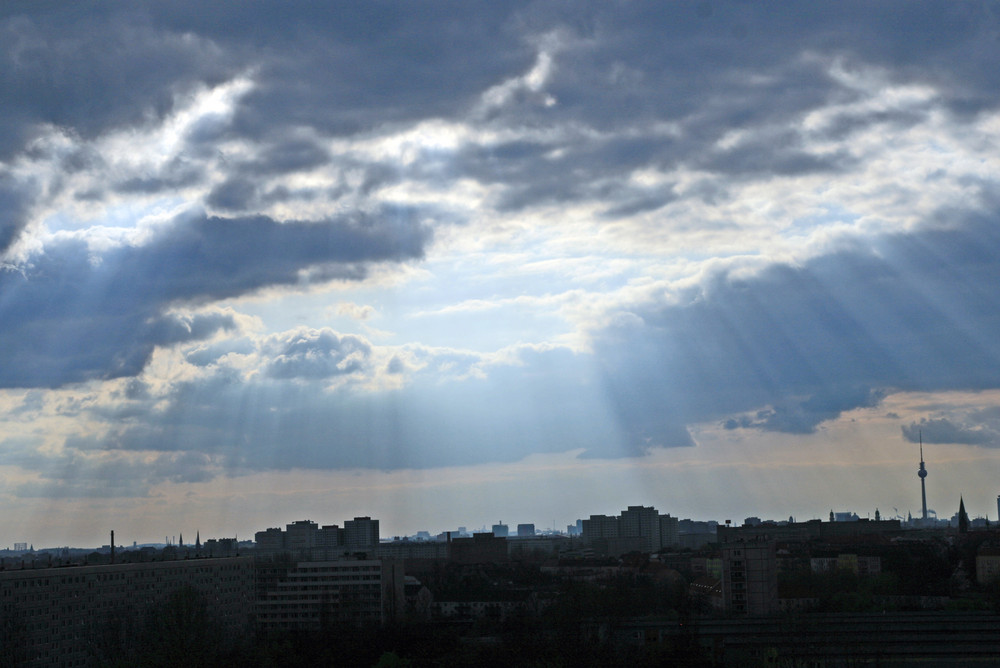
[1,1,1000,504]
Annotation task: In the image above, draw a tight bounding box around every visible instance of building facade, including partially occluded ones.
[720,540,777,616]
[0,556,253,667]
[256,558,404,629]
[344,517,379,553]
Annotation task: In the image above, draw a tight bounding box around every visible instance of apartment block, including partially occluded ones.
[256,558,404,629]
[0,556,253,667]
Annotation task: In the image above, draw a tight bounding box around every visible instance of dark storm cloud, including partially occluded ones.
[430,0,999,211]
[594,209,1000,448]
[6,2,996,184]
[0,2,239,161]
[0,1,995,241]
[0,209,429,388]
[902,418,998,447]
[0,171,35,254]
[204,178,258,211]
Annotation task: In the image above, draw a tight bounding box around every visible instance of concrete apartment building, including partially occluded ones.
[255,516,379,560]
[720,540,778,616]
[255,558,404,629]
[581,506,681,555]
[0,556,253,667]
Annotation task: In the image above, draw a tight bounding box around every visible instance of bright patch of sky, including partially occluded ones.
[3,2,1000,545]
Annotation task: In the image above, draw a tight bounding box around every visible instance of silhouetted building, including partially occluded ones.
[581,514,619,542]
[582,507,682,554]
[720,540,777,616]
[344,517,379,553]
[450,533,508,564]
[256,557,404,629]
[317,524,343,550]
[285,519,319,554]
[0,556,253,667]
[255,527,285,554]
[255,516,378,559]
[717,518,900,544]
[659,514,679,548]
[516,523,535,538]
[376,540,450,561]
[621,505,661,553]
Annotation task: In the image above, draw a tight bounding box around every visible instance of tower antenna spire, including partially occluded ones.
[917,428,928,523]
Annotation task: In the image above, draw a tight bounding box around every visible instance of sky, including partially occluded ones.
[3,1,1000,547]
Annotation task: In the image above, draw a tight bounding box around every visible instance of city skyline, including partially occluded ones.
[3,2,1000,547]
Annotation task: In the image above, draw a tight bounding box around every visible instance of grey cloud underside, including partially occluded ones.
[3,1,1000,490]
[3,2,997,192]
[902,418,998,447]
[0,211,428,388]
[596,211,1000,446]
[79,347,618,475]
[61,212,1000,482]
[264,330,373,380]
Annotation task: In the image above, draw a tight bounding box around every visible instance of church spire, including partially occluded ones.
[958,496,969,534]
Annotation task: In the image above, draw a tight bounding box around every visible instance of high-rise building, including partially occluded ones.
[516,523,535,538]
[581,514,619,542]
[344,516,379,553]
[491,522,509,537]
[254,527,286,554]
[621,505,661,553]
[659,513,679,548]
[720,540,777,616]
[285,520,318,554]
[316,524,343,550]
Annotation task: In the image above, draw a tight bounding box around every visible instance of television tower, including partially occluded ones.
[917,430,928,522]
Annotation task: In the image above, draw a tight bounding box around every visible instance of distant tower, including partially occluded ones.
[917,430,928,522]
